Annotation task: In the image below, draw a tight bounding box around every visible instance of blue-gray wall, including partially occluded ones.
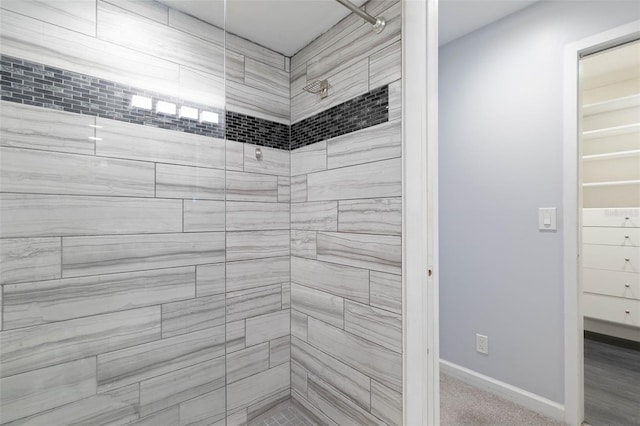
[439,0,640,403]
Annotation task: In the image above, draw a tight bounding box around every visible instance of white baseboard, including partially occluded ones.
[440,359,566,423]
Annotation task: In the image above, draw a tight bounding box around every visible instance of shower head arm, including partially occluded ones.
[334,0,386,33]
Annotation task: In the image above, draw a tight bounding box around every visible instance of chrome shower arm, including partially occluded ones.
[334,0,386,33]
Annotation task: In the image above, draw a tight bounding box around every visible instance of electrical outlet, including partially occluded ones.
[476,334,489,355]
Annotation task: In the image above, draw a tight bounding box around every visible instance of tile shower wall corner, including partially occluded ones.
[288,0,403,424]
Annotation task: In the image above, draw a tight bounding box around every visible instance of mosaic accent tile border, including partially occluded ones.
[290,85,388,150]
[1,55,388,151]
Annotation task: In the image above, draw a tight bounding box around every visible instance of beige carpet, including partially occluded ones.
[440,374,564,426]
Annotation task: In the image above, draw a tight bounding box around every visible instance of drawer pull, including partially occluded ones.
[625,283,631,288]
[625,309,630,314]
[625,216,630,220]
[625,235,630,239]
[625,258,630,261]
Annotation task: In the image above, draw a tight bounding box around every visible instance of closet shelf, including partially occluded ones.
[583,149,640,161]
[583,122,640,139]
[583,93,640,116]
[583,179,640,187]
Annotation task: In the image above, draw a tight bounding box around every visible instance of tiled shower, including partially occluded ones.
[0,0,402,425]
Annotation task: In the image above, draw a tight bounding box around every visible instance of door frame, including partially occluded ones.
[402,0,439,424]
[562,19,640,426]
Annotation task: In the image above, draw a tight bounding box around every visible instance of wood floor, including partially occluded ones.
[584,337,640,426]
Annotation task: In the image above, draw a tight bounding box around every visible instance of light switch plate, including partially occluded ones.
[539,207,557,231]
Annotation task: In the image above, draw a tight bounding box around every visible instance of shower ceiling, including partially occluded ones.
[157,0,367,56]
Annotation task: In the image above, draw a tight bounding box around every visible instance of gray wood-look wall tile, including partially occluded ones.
[291,59,369,123]
[196,263,225,297]
[369,40,401,90]
[245,309,290,346]
[226,231,290,262]
[226,202,290,231]
[291,141,327,176]
[291,201,338,231]
[226,284,282,323]
[226,256,290,292]
[0,237,61,285]
[179,387,226,426]
[62,232,225,277]
[3,267,195,330]
[307,158,401,201]
[305,1,400,82]
[0,102,95,155]
[282,282,291,309]
[307,317,401,392]
[226,320,246,353]
[307,375,386,426]
[226,408,248,426]
[277,176,291,203]
[245,57,290,98]
[371,379,402,426]
[96,119,230,169]
[227,33,284,70]
[291,257,369,303]
[0,194,183,238]
[128,406,180,426]
[226,171,279,202]
[290,63,307,99]
[226,342,270,384]
[317,232,401,274]
[370,271,402,315]
[338,197,402,236]
[290,8,363,71]
[227,81,290,124]
[226,362,290,412]
[292,390,340,426]
[327,121,401,169]
[0,357,96,424]
[96,326,225,392]
[8,383,140,426]
[291,283,344,328]
[344,300,402,353]
[0,10,180,100]
[0,147,155,197]
[0,306,160,378]
[388,80,402,122]
[269,335,290,367]
[105,0,168,24]
[291,360,308,396]
[291,175,308,203]
[162,294,225,338]
[167,7,222,44]
[291,230,317,259]
[1,0,96,36]
[97,1,224,77]
[291,337,370,410]
[291,309,308,342]
[155,164,225,200]
[226,49,247,83]
[246,388,290,421]
[184,200,226,232]
[139,356,225,417]
[243,144,290,176]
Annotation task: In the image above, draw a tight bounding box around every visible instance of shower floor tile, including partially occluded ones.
[247,398,322,426]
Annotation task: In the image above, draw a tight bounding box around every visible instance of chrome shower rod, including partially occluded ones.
[334,0,386,33]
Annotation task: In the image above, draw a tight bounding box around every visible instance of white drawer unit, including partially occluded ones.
[582,244,640,273]
[583,208,640,227]
[582,226,640,246]
[583,292,640,327]
[583,268,640,300]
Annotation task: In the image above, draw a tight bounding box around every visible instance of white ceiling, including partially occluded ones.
[159,0,366,57]
[159,0,537,56]
[439,0,538,46]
